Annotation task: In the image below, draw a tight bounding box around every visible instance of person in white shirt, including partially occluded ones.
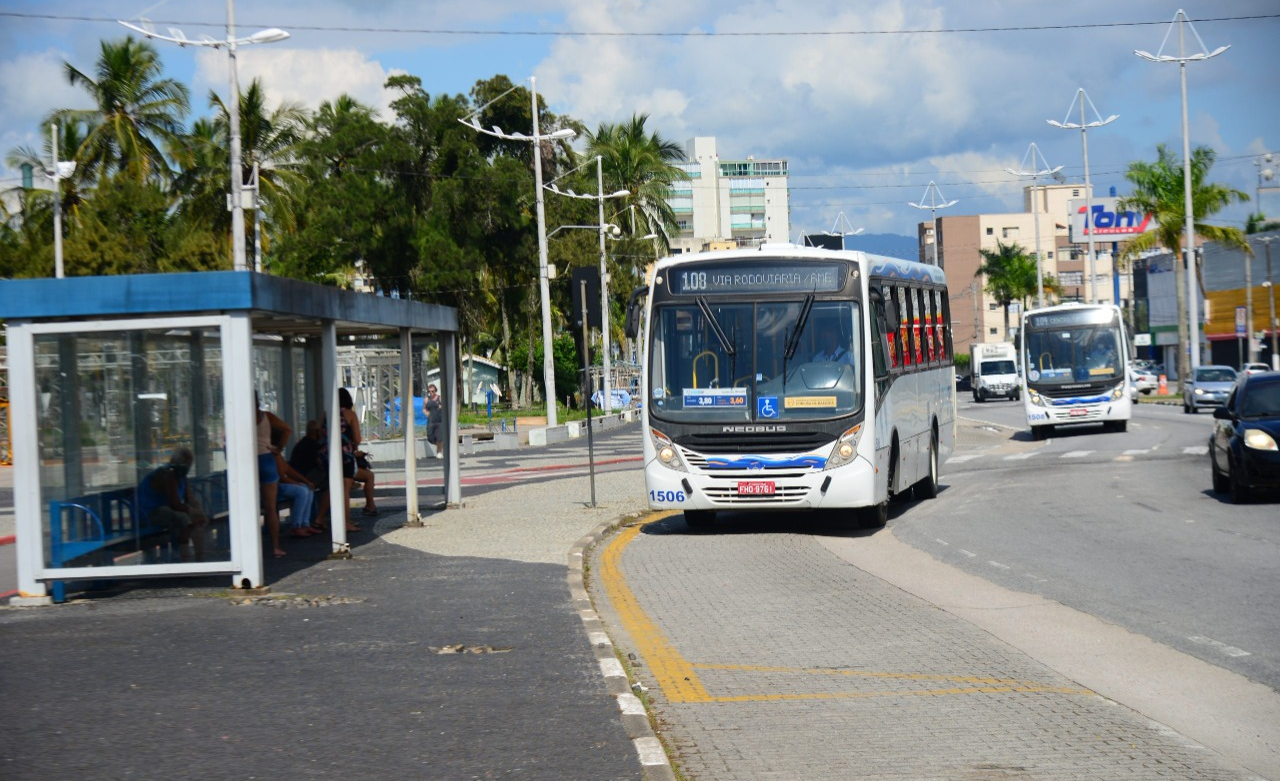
[812,324,854,367]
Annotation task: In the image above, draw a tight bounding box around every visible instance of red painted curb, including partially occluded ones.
[0,535,15,547]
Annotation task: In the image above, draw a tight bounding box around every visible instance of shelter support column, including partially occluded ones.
[225,312,265,588]
[400,328,422,526]
[442,331,461,507]
[321,320,350,558]
[9,322,47,601]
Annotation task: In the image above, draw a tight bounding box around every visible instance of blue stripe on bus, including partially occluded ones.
[705,455,827,470]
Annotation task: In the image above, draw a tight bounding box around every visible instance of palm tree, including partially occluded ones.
[53,36,189,183]
[585,114,688,253]
[1117,144,1250,390]
[975,240,1039,338]
[1245,212,1280,235]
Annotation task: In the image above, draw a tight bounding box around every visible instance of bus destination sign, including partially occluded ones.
[1025,308,1117,329]
[669,262,846,295]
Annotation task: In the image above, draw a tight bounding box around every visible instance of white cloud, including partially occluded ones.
[193,47,402,120]
[0,48,92,131]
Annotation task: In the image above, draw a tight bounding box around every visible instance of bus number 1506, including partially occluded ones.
[650,490,686,503]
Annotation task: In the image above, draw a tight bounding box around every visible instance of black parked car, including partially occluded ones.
[1210,371,1280,503]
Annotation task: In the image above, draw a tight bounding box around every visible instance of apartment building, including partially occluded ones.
[669,137,791,254]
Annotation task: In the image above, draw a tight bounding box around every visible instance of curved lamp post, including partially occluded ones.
[822,211,864,248]
[120,4,289,273]
[459,77,576,425]
[1048,88,1117,306]
[545,155,629,408]
[1006,143,1063,309]
[1136,9,1228,371]
[909,182,957,267]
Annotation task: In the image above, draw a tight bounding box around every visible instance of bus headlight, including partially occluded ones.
[1111,386,1125,400]
[824,424,862,470]
[650,428,687,471]
[1028,390,1046,407]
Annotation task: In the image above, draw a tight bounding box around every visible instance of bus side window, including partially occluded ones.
[885,285,899,369]
[923,288,937,364]
[870,297,889,379]
[898,286,912,366]
[913,287,926,365]
[934,289,949,361]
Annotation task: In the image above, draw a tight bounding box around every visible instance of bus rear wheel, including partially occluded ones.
[915,431,939,500]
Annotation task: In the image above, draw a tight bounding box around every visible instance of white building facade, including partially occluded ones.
[669,137,790,254]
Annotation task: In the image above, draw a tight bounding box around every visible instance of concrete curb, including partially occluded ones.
[568,516,678,781]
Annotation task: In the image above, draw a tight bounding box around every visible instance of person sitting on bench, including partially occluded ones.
[136,447,207,561]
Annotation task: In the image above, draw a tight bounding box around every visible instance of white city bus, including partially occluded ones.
[624,244,955,528]
[1021,302,1132,439]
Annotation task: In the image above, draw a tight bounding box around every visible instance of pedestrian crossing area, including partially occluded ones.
[948,444,1208,466]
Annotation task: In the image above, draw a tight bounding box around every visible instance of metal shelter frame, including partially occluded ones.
[0,271,460,602]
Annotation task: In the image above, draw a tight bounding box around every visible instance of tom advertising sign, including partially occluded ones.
[1069,197,1156,244]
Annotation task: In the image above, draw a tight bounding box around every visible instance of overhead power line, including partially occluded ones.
[2,11,1277,37]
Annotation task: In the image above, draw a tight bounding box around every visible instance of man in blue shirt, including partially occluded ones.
[136,447,207,561]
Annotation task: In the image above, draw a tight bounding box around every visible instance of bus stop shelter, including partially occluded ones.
[0,271,460,603]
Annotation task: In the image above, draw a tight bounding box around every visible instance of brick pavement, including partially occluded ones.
[590,514,1266,780]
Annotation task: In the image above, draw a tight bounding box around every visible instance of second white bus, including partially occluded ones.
[1021,302,1132,439]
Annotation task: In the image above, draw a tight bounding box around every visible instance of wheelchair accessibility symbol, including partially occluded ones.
[757,396,779,418]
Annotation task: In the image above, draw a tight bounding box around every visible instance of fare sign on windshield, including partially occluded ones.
[669,261,846,295]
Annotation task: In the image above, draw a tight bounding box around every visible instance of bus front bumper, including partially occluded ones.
[645,456,879,513]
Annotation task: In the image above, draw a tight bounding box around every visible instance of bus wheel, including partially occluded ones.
[684,510,715,530]
[916,432,939,499]
[1107,420,1128,433]
[859,501,888,528]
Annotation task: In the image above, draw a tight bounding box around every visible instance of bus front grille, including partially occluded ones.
[677,431,834,454]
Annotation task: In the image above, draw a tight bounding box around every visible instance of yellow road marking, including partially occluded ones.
[600,516,712,703]
[598,515,1094,704]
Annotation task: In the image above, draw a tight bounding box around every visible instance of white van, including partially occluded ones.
[970,342,1020,402]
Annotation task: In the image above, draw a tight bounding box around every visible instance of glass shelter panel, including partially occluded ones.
[649,300,863,423]
[36,327,231,569]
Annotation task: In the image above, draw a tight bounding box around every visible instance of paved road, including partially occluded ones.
[587,409,1280,780]
[901,399,1280,692]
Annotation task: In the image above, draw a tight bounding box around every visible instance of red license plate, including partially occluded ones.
[1069,408,1088,417]
[737,481,776,496]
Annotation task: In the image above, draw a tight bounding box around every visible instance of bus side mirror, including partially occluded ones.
[624,286,649,340]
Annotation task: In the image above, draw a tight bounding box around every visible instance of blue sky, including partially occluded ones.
[2,0,1277,239]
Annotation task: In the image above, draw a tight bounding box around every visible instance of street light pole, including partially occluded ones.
[1047,89,1117,306]
[51,123,65,279]
[458,79,577,426]
[1136,10,1228,372]
[1007,143,1063,309]
[529,79,559,424]
[119,5,289,273]
[225,0,246,271]
[908,182,957,268]
[1260,237,1278,370]
[543,156,629,411]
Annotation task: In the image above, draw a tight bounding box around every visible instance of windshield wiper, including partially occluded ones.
[780,294,815,391]
[696,296,735,358]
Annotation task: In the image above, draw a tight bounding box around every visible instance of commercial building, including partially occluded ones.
[669,137,790,254]
[925,183,1144,348]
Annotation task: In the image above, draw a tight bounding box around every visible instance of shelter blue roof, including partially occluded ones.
[0,271,457,335]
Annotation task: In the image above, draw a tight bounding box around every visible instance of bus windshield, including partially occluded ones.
[1024,323,1123,384]
[648,299,863,422]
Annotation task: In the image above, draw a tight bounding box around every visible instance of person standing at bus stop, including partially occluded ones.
[425,384,444,459]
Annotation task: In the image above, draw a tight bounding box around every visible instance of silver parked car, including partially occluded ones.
[1183,365,1238,414]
